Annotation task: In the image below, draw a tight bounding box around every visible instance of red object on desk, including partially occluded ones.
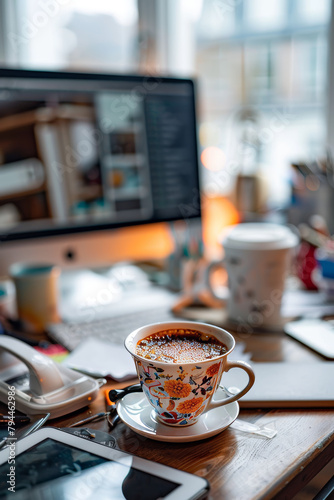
[295,241,318,290]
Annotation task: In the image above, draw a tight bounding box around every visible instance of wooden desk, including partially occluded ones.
[45,330,333,500]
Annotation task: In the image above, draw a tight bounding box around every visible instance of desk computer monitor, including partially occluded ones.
[0,68,201,276]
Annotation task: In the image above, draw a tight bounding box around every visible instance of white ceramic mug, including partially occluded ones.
[125,321,255,427]
[10,263,61,332]
[207,223,299,330]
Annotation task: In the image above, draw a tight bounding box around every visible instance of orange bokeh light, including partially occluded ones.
[202,195,239,259]
[201,147,225,172]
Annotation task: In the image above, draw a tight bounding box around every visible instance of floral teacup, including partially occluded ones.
[125,321,255,426]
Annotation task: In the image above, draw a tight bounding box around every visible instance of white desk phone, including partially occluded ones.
[0,336,101,418]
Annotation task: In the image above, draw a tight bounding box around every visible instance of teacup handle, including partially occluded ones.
[207,360,255,410]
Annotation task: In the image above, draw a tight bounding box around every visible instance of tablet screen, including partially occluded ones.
[0,438,179,500]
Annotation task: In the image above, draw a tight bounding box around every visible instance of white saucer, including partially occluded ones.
[116,387,239,443]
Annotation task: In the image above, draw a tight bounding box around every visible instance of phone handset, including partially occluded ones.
[0,336,102,418]
[0,336,65,396]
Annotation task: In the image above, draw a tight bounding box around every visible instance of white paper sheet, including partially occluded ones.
[62,338,137,381]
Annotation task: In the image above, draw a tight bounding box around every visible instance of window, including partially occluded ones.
[0,0,332,212]
[194,0,331,208]
[1,0,139,72]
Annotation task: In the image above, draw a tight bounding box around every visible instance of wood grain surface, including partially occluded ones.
[2,328,333,500]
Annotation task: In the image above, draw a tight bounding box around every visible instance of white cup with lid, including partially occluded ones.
[207,223,299,330]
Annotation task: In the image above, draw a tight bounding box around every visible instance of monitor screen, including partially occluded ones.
[0,68,200,243]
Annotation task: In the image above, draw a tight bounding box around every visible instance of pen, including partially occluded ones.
[0,415,30,426]
[0,413,50,450]
[69,412,108,428]
[0,437,8,450]
[21,413,50,438]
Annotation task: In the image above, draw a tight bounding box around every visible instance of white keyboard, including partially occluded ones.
[48,287,178,352]
[49,266,182,351]
[48,305,177,351]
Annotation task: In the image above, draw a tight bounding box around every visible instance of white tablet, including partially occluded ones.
[0,427,209,500]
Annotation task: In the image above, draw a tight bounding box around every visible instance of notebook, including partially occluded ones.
[221,362,334,408]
